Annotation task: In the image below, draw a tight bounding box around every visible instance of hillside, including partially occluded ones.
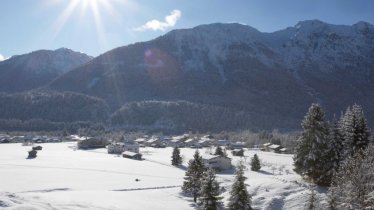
[0,91,109,123]
[0,48,92,93]
[47,20,374,130]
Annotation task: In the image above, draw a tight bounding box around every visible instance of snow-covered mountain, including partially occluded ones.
[45,20,374,130]
[0,48,92,92]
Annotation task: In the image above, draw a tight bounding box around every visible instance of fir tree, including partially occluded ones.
[228,162,252,210]
[250,154,261,171]
[293,103,332,186]
[171,147,182,166]
[328,145,374,210]
[340,104,370,157]
[182,150,206,203]
[328,117,344,174]
[214,146,224,156]
[199,168,221,210]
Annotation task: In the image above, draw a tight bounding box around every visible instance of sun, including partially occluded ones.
[51,0,118,48]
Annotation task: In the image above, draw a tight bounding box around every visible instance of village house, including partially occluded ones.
[77,137,108,149]
[232,149,244,156]
[168,137,185,148]
[279,148,288,154]
[122,151,142,160]
[184,138,198,147]
[198,138,212,147]
[144,136,165,147]
[262,142,272,151]
[108,139,140,154]
[228,141,246,150]
[216,139,230,147]
[268,144,282,153]
[202,155,232,171]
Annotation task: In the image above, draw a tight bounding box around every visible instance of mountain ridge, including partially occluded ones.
[0,48,92,93]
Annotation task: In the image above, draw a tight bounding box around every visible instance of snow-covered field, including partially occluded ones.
[0,143,326,209]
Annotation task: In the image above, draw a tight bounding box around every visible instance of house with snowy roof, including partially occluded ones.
[108,139,140,154]
[202,155,232,171]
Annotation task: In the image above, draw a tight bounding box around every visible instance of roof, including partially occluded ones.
[280,148,287,151]
[232,149,243,152]
[122,151,141,157]
[203,154,231,160]
[135,138,146,142]
[263,143,272,147]
[184,138,195,143]
[269,144,281,149]
[147,138,158,143]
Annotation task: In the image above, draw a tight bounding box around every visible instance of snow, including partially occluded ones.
[0,143,326,209]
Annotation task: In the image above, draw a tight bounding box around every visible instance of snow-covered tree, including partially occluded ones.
[293,103,332,186]
[182,150,206,203]
[328,116,344,174]
[171,147,182,166]
[199,168,221,210]
[250,154,261,171]
[228,162,252,210]
[214,146,224,156]
[340,104,370,157]
[328,145,374,209]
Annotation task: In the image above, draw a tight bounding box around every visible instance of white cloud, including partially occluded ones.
[135,10,182,32]
[0,54,8,61]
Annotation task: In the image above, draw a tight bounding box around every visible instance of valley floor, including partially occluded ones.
[0,143,327,210]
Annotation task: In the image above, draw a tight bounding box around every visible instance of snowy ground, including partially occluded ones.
[0,143,327,209]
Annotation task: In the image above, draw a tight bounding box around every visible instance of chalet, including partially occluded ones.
[144,137,165,147]
[262,143,272,151]
[232,149,244,156]
[228,141,246,150]
[108,139,140,154]
[280,148,288,154]
[77,137,108,149]
[168,138,185,148]
[135,138,146,145]
[0,138,10,144]
[268,144,282,153]
[184,138,198,147]
[202,155,232,171]
[32,136,46,143]
[198,138,212,147]
[216,140,230,147]
[122,151,142,160]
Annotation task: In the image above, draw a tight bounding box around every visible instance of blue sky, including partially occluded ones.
[1,0,373,58]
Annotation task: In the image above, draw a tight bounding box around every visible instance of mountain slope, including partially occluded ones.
[0,48,92,92]
[48,20,374,130]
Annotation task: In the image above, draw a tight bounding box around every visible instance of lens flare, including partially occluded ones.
[51,0,128,50]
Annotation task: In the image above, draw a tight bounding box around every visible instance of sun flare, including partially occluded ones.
[51,0,121,49]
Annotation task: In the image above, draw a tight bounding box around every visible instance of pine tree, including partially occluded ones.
[199,168,221,210]
[228,162,252,210]
[293,103,332,186]
[328,145,374,210]
[215,146,224,156]
[182,150,206,203]
[171,147,182,166]
[250,154,261,171]
[328,117,344,174]
[341,104,370,157]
